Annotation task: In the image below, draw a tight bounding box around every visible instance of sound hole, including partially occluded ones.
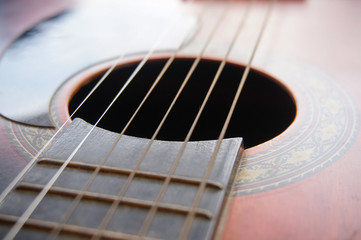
[69,58,296,148]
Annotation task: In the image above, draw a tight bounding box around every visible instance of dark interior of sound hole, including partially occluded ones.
[69,58,296,148]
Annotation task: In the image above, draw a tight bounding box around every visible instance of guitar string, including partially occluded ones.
[89,2,236,240]
[0,53,126,205]
[0,2,164,207]
[45,1,211,239]
[137,0,253,237]
[3,0,270,239]
[58,0,270,238]
[180,0,276,238]
[2,11,186,240]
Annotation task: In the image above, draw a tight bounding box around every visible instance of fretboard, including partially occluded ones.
[0,119,243,239]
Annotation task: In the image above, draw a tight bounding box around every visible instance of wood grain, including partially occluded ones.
[222,1,361,239]
[0,0,361,239]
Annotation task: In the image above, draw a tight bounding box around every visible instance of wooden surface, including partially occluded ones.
[221,1,361,239]
[0,119,243,239]
[1,0,361,239]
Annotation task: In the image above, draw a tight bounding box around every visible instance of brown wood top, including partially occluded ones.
[0,0,361,239]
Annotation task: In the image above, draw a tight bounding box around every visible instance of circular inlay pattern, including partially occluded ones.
[4,55,359,196]
[232,55,360,196]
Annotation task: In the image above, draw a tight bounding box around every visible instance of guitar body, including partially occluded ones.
[1,0,361,239]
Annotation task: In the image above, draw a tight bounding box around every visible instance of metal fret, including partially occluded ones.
[36,159,224,190]
[0,119,243,239]
[0,213,161,240]
[15,183,213,219]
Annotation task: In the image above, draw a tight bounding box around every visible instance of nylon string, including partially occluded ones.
[89,1,236,240]
[47,1,211,239]
[3,10,186,240]
[180,0,276,238]
[138,0,253,237]
[3,0,276,239]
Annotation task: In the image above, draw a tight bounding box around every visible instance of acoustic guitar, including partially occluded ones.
[0,0,360,239]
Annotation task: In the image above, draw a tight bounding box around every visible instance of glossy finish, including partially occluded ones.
[0,0,196,126]
[1,0,361,239]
